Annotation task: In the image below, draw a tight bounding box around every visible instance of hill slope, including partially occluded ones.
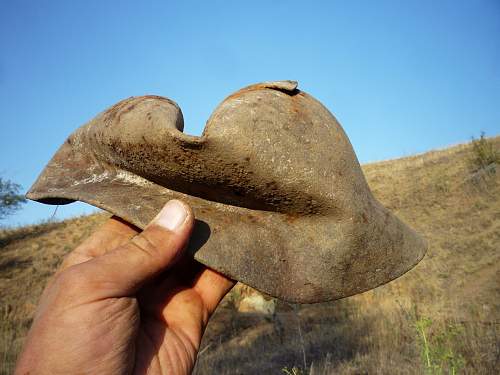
[1,137,499,374]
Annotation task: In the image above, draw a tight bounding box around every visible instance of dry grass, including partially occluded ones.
[1,137,499,374]
[0,214,108,375]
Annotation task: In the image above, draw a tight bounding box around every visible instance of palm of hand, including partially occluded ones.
[134,264,215,374]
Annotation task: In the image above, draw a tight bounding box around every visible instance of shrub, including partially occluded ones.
[469,132,499,173]
[0,177,27,220]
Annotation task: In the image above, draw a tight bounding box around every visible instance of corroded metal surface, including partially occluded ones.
[27,81,427,303]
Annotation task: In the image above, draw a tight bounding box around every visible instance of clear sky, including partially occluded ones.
[1,0,499,226]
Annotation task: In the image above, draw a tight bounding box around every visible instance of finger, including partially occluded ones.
[77,199,194,296]
[193,268,235,314]
[59,216,140,271]
[140,256,234,314]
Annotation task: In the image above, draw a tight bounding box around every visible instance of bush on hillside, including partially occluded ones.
[0,177,26,220]
[469,132,499,173]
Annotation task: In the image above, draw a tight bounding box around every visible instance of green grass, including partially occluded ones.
[415,316,465,375]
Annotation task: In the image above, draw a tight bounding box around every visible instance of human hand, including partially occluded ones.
[15,200,235,375]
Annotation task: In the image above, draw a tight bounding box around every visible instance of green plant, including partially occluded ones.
[469,132,499,173]
[0,177,26,220]
[415,316,433,370]
[415,316,465,375]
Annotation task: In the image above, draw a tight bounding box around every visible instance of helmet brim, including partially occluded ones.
[27,140,427,303]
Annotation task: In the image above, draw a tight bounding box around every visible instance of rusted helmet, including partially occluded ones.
[27,81,427,303]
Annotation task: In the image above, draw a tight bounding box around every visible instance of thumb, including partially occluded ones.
[79,199,194,296]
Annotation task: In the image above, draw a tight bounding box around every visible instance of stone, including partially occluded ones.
[238,294,276,315]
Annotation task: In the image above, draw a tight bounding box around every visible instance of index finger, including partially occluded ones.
[59,216,140,272]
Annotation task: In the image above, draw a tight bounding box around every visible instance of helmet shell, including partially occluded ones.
[27,81,427,303]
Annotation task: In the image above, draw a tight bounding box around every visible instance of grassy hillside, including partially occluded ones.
[1,136,499,374]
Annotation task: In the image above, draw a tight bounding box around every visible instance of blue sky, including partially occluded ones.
[1,0,499,226]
